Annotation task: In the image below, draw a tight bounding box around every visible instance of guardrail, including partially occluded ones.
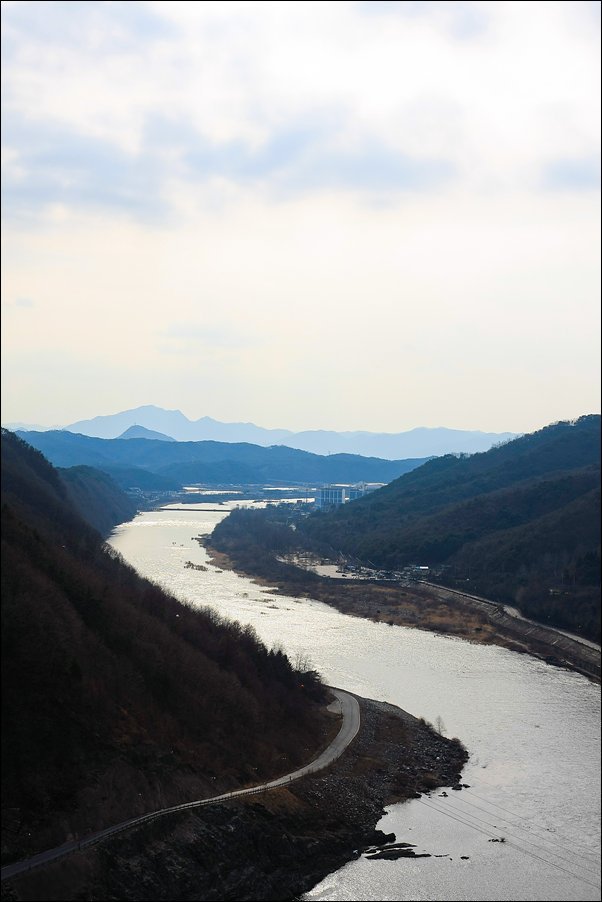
[1,772,323,880]
[1,691,356,882]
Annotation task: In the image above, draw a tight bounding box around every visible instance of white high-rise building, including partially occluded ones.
[314,482,383,509]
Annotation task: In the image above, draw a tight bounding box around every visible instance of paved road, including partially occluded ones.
[422,581,601,652]
[422,581,600,681]
[1,688,360,883]
[498,603,601,651]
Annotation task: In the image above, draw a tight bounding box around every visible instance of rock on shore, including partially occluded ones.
[3,695,468,902]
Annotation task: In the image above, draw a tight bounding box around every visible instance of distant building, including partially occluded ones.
[315,485,347,509]
[315,482,384,509]
[347,483,369,502]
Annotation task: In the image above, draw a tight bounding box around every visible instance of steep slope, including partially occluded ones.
[301,416,601,640]
[1,431,328,863]
[450,487,600,638]
[324,466,600,566]
[304,416,600,550]
[59,465,139,535]
[94,464,182,492]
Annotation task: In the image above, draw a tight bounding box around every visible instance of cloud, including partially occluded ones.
[1,114,172,221]
[1,295,35,310]
[1,184,599,431]
[2,0,600,225]
[161,321,262,352]
[541,155,601,192]
[1,0,173,56]
[1,2,600,434]
[2,109,454,221]
[356,1,490,40]
[184,125,455,193]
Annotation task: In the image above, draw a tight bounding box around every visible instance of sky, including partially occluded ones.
[1,0,600,434]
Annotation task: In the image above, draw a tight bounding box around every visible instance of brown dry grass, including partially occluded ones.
[205,543,601,677]
[205,543,499,644]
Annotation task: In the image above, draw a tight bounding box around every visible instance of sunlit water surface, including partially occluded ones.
[108,507,601,902]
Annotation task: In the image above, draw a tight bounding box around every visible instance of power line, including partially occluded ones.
[420,796,601,889]
[418,795,503,840]
[450,792,600,866]
[502,836,601,892]
[463,780,601,858]
[442,796,599,876]
[418,798,601,892]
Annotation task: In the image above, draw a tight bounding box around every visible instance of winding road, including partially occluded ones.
[1,688,360,883]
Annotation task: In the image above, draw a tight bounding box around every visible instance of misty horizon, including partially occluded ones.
[2,2,599,434]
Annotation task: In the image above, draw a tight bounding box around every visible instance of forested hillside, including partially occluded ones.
[16,429,429,488]
[2,427,139,536]
[1,430,328,864]
[300,416,600,640]
[59,465,139,535]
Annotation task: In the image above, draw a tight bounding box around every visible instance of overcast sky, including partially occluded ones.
[1,0,600,433]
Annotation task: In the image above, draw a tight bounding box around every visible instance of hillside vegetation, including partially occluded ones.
[301,416,600,640]
[210,417,600,642]
[1,430,328,863]
[16,429,429,489]
[59,465,139,535]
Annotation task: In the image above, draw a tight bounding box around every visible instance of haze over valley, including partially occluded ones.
[5,404,518,459]
[1,2,600,901]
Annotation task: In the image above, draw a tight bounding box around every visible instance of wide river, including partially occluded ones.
[108,504,601,902]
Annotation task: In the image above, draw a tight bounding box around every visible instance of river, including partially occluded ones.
[107,504,601,902]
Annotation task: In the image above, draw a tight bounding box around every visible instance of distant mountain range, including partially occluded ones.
[5,405,517,459]
[13,429,430,490]
[118,424,176,442]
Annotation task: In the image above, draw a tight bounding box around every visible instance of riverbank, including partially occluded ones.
[204,544,601,683]
[1,695,467,902]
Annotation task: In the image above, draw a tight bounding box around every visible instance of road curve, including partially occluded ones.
[1,688,360,883]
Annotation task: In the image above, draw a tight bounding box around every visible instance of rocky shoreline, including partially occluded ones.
[2,695,468,902]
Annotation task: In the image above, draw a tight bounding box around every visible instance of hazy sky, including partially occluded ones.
[2,0,600,433]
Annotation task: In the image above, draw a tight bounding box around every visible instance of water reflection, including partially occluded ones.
[108,508,601,902]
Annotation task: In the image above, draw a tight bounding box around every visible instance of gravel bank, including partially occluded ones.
[3,695,467,902]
